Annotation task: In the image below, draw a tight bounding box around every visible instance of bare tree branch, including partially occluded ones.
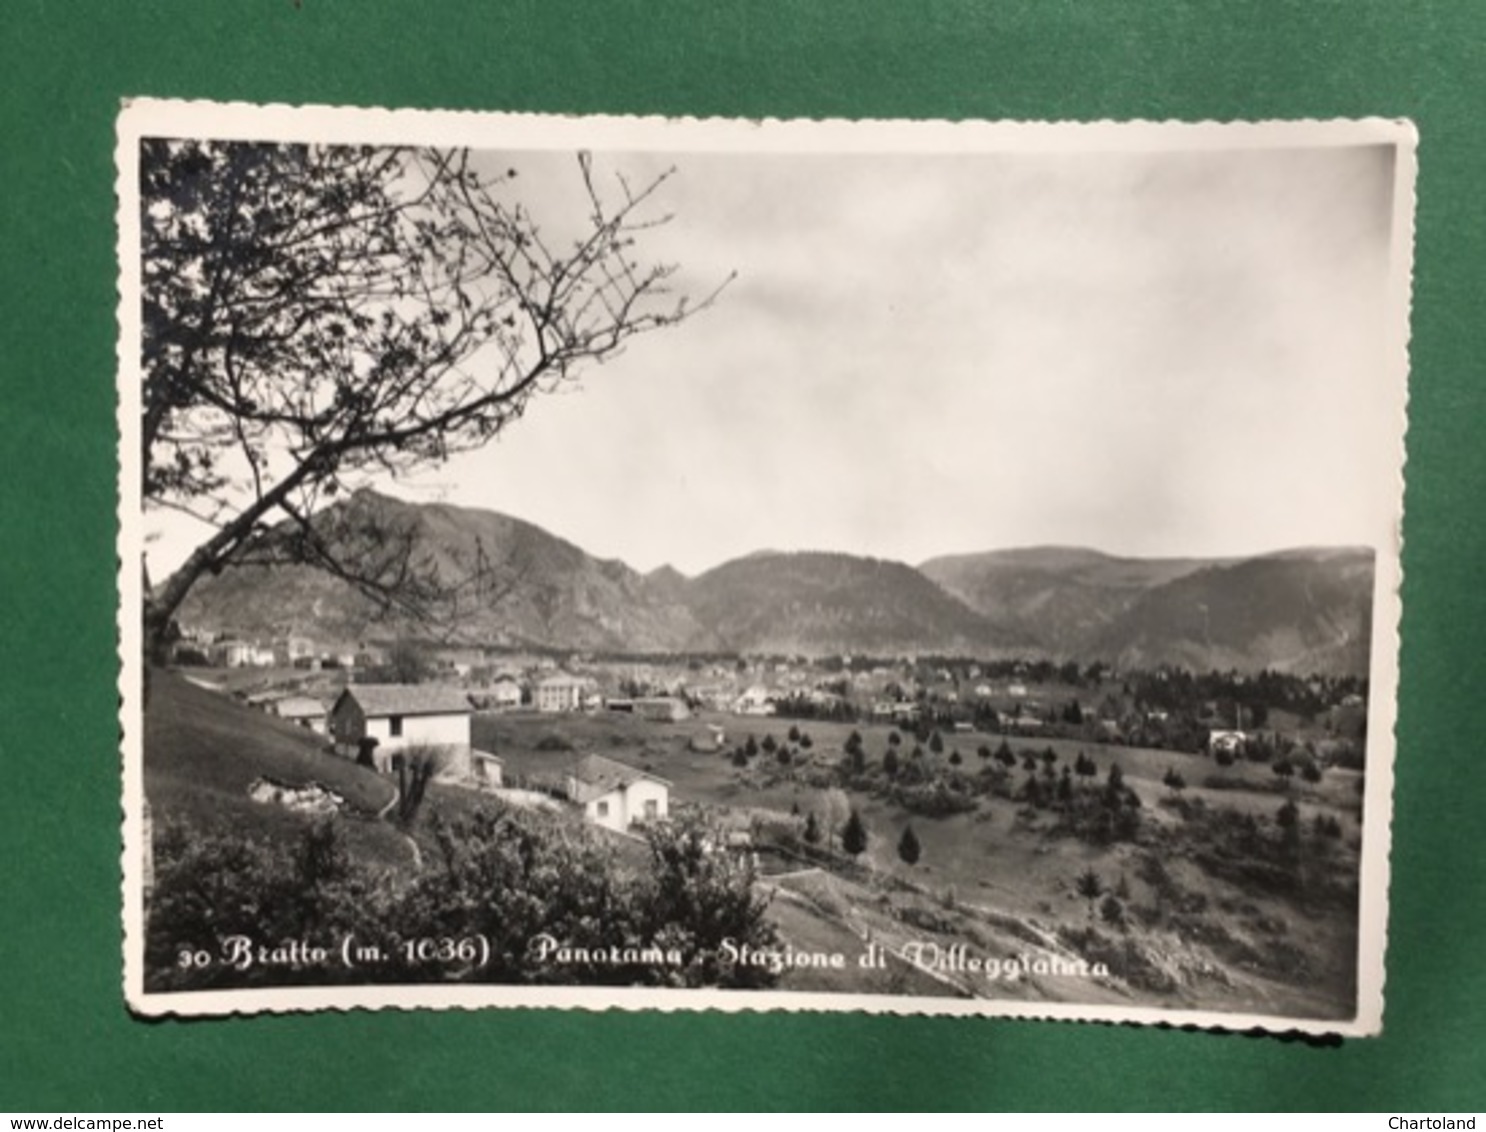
[140,139,719,658]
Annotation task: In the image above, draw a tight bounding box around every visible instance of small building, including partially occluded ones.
[1208,729,1247,757]
[633,696,690,722]
[213,640,254,668]
[470,748,505,789]
[565,753,670,834]
[733,686,775,716]
[273,634,316,666]
[272,695,328,733]
[470,677,523,711]
[329,684,473,778]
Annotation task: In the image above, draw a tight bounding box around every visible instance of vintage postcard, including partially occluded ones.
[117,101,1414,1032]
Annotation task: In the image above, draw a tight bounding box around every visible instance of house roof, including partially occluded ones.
[275,696,327,718]
[567,753,669,803]
[337,684,472,718]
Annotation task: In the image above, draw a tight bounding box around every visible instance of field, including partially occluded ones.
[474,707,1366,1016]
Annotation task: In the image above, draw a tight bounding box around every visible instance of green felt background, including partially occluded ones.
[2,0,1483,1112]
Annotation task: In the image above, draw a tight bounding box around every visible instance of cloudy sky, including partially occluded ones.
[145,122,1411,579]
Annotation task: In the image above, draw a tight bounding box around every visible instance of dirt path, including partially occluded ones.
[375,787,423,869]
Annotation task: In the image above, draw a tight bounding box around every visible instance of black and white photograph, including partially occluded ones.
[117,102,1413,1031]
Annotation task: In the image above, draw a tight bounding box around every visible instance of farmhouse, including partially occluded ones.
[565,753,670,834]
[329,684,473,778]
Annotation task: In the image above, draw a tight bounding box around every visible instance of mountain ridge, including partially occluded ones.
[171,491,1375,675]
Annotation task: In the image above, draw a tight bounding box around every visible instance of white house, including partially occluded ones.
[470,677,523,711]
[329,684,473,779]
[565,753,670,833]
[273,634,316,665]
[212,640,254,668]
[733,686,775,716]
[1208,729,1247,757]
[535,673,589,713]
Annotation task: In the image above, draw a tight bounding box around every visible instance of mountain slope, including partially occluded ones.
[921,545,1373,675]
[685,551,1000,657]
[1092,548,1375,675]
[920,546,1223,657]
[173,490,715,652]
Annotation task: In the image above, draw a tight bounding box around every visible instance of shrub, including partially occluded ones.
[841,809,869,857]
[897,825,922,866]
[149,807,784,993]
[1058,925,1176,994]
[895,781,978,817]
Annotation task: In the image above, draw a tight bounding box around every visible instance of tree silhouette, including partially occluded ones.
[138,139,723,660]
[1075,868,1104,919]
[803,811,821,846]
[841,809,869,858]
[897,825,921,866]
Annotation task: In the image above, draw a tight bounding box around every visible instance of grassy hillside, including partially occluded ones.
[144,670,411,868]
[473,707,1364,1016]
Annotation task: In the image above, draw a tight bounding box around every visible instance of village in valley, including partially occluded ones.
[149,616,1371,1014]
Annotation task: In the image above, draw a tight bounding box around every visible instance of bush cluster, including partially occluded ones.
[146,808,780,992]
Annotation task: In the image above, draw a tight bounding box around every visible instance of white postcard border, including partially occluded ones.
[116,99,1415,1035]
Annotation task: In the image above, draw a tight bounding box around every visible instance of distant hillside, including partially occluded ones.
[1091,549,1375,676]
[172,493,1376,674]
[174,490,714,652]
[921,545,1373,675]
[685,551,1002,657]
[920,546,1223,657]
